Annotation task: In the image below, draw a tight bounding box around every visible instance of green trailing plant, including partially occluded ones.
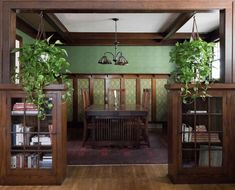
[11,36,73,119]
[170,39,215,103]
[169,16,215,104]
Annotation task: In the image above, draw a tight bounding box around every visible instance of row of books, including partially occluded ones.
[12,123,53,146]
[40,154,52,168]
[11,153,52,169]
[181,124,221,143]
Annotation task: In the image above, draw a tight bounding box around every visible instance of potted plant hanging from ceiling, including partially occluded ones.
[169,16,215,104]
[11,12,73,119]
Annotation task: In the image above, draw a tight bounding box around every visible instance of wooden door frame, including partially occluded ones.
[0,0,233,83]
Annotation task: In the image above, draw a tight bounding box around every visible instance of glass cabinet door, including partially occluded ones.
[8,95,55,170]
[180,97,223,169]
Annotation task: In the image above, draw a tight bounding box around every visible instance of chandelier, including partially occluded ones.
[98,18,128,66]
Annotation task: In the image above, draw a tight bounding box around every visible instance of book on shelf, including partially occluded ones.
[181,123,192,142]
[199,145,222,167]
[12,124,34,146]
[13,103,37,110]
[12,102,38,115]
[181,124,220,143]
[187,110,207,114]
[40,153,52,168]
[30,135,51,146]
[48,124,53,142]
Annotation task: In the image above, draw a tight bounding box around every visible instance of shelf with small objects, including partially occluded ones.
[181,97,223,169]
[10,99,54,170]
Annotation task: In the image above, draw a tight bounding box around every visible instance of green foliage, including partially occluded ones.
[169,39,215,103]
[11,37,73,119]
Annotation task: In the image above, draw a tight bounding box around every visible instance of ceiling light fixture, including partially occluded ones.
[98,18,128,66]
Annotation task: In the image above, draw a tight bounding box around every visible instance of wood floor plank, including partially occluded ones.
[0,165,235,190]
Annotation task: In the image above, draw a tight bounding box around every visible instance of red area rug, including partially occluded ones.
[67,128,168,165]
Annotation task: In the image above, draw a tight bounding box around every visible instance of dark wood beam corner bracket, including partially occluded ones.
[161,11,197,42]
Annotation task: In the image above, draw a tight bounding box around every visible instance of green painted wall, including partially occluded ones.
[15,29,174,74]
[16,29,34,44]
[63,46,174,74]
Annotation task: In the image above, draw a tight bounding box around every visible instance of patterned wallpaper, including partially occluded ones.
[125,79,136,104]
[156,79,168,121]
[140,79,152,120]
[67,79,73,122]
[108,79,121,105]
[93,79,105,105]
[71,77,168,123]
[77,79,89,121]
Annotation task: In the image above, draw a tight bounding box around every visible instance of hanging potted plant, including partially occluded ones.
[11,12,73,119]
[169,16,215,103]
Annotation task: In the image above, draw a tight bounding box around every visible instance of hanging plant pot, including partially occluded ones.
[169,16,215,104]
[11,12,73,119]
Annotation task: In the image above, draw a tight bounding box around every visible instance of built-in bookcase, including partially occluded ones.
[166,84,235,184]
[10,97,54,169]
[0,84,67,185]
[181,97,223,168]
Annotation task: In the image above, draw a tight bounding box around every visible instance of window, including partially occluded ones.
[211,41,220,80]
[15,35,22,84]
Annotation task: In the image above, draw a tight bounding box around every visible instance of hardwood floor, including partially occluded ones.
[1,165,235,189]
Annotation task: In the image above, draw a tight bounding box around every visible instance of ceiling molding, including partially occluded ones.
[161,12,196,42]
[43,13,72,43]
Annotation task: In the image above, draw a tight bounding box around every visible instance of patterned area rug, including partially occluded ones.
[67,128,168,165]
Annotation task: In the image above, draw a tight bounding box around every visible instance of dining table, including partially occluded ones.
[85,104,149,147]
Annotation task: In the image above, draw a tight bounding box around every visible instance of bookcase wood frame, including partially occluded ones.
[0,84,67,185]
[166,83,235,184]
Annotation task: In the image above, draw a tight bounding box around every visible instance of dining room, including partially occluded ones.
[14,10,221,165]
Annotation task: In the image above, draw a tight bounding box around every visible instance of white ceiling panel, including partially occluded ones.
[55,13,180,33]
[177,11,219,33]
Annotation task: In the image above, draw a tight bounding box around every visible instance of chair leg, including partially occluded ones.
[82,123,87,147]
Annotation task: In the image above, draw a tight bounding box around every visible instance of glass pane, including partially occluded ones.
[10,97,53,169]
[182,150,196,168]
[196,98,208,112]
[209,97,222,114]
[199,145,222,167]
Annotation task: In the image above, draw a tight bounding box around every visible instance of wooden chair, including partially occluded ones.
[141,88,151,147]
[107,88,125,106]
[81,89,93,146]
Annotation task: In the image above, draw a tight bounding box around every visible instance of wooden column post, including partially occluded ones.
[0,1,2,83]
[2,6,15,83]
[136,76,141,104]
[152,78,156,122]
[220,7,233,83]
[72,75,78,126]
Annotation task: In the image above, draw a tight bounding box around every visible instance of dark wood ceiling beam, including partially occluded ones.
[16,16,38,39]
[64,39,182,46]
[204,28,220,42]
[161,11,196,42]
[67,32,202,40]
[43,13,72,43]
[61,32,207,45]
